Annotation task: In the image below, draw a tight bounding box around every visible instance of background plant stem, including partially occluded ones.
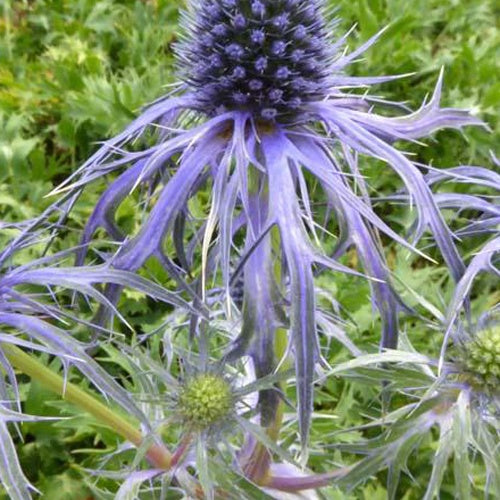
[3,344,172,469]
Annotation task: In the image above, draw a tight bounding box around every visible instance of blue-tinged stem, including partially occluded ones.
[239,165,290,483]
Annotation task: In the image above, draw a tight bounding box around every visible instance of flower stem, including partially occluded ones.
[245,230,289,486]
[269,226,289,441]
[242,169,291,485]
[3,344,171,469]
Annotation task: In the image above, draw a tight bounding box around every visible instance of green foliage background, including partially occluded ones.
[0,0,498,498]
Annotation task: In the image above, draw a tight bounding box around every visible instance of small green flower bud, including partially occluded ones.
[177,374,233,431]
[459,326,500,393]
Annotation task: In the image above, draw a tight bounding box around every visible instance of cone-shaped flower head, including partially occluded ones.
[179,0,331,120]
[177,373,234,430]
[459,326,500,392]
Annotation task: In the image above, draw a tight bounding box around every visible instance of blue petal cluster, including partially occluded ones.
[179,0,331,120]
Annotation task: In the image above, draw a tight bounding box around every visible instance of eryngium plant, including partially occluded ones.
[49,0,492,454]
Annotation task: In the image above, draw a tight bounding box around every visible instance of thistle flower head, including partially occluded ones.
[177,373,234,430]
[0,235,207,498]
[457,325,500,393]
[179,0,331,120]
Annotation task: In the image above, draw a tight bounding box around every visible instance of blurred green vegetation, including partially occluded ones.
[0,0,498,498]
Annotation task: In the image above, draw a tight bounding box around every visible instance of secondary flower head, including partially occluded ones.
[179,0,331,120]
[456,325,500,393]
[177,373,234,431]
[0,230,202,498]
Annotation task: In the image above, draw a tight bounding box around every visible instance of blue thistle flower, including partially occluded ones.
[49,0,492,451]
[82,333,346,498]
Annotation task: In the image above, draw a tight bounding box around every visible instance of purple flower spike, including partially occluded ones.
[178,0,331,119]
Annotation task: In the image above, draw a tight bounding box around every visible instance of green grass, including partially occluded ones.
[0,0,498,498]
